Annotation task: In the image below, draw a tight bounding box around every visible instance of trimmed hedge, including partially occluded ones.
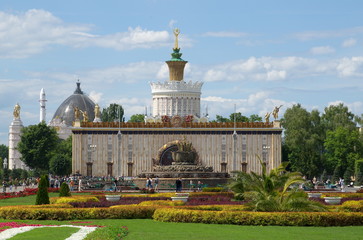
[0,206,156,220]
[50,196,99,204]
[153,208,363,226]
[338,200,363,212]
[138,200,185,207]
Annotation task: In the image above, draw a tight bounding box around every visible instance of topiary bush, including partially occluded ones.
[59,182,71,197]
[35,175,50,205]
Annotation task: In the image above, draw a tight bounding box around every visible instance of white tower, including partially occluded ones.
[39,88,47,122]
[150,29,203,118]
[8,103,24,170]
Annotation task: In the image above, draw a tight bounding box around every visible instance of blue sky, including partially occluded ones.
[1,0,363,145]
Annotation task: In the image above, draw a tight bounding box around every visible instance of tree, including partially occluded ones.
[17,122,59,172]
[248,114,262,122]
[322,103,356,132]
[128,114,145,123]
[0,145,8,163]
[282,104,324,178]
[59,182,71,197]
[229,112,249,122]
[50,136,72,176]
[324,126,362,176]
[229,158,325,212]
[35,175,49,205]
[101,103,124,122]
[215,115,230,122]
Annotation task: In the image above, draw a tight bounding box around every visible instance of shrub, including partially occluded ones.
[0,206,156,220]
[35,175,49,205]
[153,208,363,226]
[51,196,100,204]
[338,200,363,212]
[138,200,185,207]
[59,182,71,197]
[202,187,225,192]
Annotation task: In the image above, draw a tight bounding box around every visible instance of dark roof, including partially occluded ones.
[52,82,95,126]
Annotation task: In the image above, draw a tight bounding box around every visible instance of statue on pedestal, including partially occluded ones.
[13,103,21,119]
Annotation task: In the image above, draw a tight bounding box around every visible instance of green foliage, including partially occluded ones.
[153,208,363,226]
[355,160,363,185]
[338,200,363,212]
[0,206,156,220]
[201,187,225,192]
[324,127,361,175]
[322,103,356,132]
[59,182,71,197]
[17,122,59,171]
[229,157,326,212]
[214,113,262,123]
[332,165,340,183]
[0,144,8,164]
[50,155,71,176]
[50,136,72,176]
[282,104,324,178]
[10,168,23,180]
[128,114,145,123]
[35,175,50,205]
[101,103,124,122]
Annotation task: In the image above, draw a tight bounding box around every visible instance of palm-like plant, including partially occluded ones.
[229,156,326,212]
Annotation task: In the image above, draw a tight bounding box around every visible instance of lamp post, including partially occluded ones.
[2,158,7,192]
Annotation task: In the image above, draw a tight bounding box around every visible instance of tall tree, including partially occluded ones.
[50,136,72,176]
[229,112,249,122]
[322,103,356,132]
[101,103,124,122]
[323,126,362,176]
[248,114,262,122]
[282,104,324,178]
[17,122,59,172]
[128,114,145,123]
[0,144,8,161]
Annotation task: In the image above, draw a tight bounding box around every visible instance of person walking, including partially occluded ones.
[176,178,182,192]
[154,176,159,192]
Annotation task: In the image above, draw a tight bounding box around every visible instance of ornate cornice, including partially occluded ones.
[150,80,203,94]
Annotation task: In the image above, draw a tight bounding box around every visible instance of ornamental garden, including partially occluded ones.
[0,163,363,240]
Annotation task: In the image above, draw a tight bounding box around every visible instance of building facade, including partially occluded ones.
[71,30,282,177]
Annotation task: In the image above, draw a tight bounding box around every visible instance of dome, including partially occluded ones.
[52,82,95,126]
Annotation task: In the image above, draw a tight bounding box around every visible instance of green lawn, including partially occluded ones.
[10,226,79,240]
[0,219,362,240]
[0,192,89,207]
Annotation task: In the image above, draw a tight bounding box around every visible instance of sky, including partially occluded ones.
[1,0,363,145]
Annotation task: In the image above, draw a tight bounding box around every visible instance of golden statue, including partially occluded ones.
[80,110,88,122]
[173,28,180,49]
[74,106,80,120]
[13,103,21,119]
[264,112,271,123]
[94,104,101,119]
[272,105,283,120]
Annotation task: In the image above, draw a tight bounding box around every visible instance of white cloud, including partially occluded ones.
[203,31,249,38]
[336,57,363,77]
[342,38,357,47]
[310,46,335,55]
[89,91,103,104]
[294,26,363,41]
[0,9,175,58]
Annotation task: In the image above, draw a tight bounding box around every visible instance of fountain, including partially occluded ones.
[136,138,229,189]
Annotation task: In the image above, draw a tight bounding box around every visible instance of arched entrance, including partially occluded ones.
[155,140,199,166]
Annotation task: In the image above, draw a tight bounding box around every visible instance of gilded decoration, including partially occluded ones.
[171,115,183,127]
[13,103,21,119]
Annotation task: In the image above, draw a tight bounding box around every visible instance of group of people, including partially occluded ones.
[146,176,159,192]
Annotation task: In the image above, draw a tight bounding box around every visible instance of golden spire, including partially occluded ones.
[173,28,180,50]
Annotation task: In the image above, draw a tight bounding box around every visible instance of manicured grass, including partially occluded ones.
[1,219,363,240]
[10,226,79,240]
[0,192,89,207]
